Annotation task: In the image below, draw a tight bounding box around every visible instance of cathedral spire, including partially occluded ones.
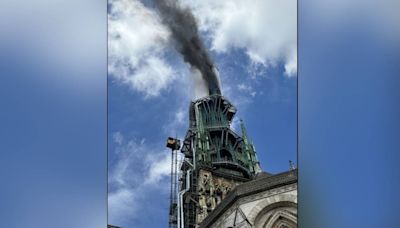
[240,119,249,147]
[240,119,262,173]
[175,95,265,227]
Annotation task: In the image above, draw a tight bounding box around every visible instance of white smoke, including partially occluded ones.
[191,67,209,99]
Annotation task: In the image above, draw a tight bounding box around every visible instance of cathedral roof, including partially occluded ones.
[199,169,298,228]
[254,171,273,179]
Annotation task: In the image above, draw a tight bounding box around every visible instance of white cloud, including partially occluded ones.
[108,0,176,98]
[284,48,297,77]
[182,0,297,77]
[175,109,185,125]
[145,152,172,185]
[162,106,189,138]
[108,134,172,225]
[113,132,124,145]
[108,188,137,224]
[230,116,242,133]
[237,83,257,97]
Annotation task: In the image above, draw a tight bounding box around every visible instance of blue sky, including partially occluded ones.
[108,0,297,227]
[299,1,400,227]
[0,1,106,227]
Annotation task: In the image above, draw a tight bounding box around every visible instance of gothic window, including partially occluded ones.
[253,202,297,228]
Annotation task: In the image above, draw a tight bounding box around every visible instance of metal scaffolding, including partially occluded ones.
[167,137,181,228]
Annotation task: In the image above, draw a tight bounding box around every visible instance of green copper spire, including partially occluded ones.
[240,119,249,147]
[177,95,266,227]
[240,119,262,173]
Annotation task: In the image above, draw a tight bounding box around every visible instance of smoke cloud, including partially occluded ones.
[191,67,208,98]
[154,0,221,95]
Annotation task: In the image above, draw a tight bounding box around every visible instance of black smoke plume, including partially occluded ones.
[154,0,221,95]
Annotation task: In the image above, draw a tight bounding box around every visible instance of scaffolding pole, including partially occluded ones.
[167,137,180,228]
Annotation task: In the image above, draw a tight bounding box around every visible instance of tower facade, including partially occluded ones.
[175,94,262,228]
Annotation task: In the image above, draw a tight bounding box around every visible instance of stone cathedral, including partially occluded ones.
[167,94,298,228]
